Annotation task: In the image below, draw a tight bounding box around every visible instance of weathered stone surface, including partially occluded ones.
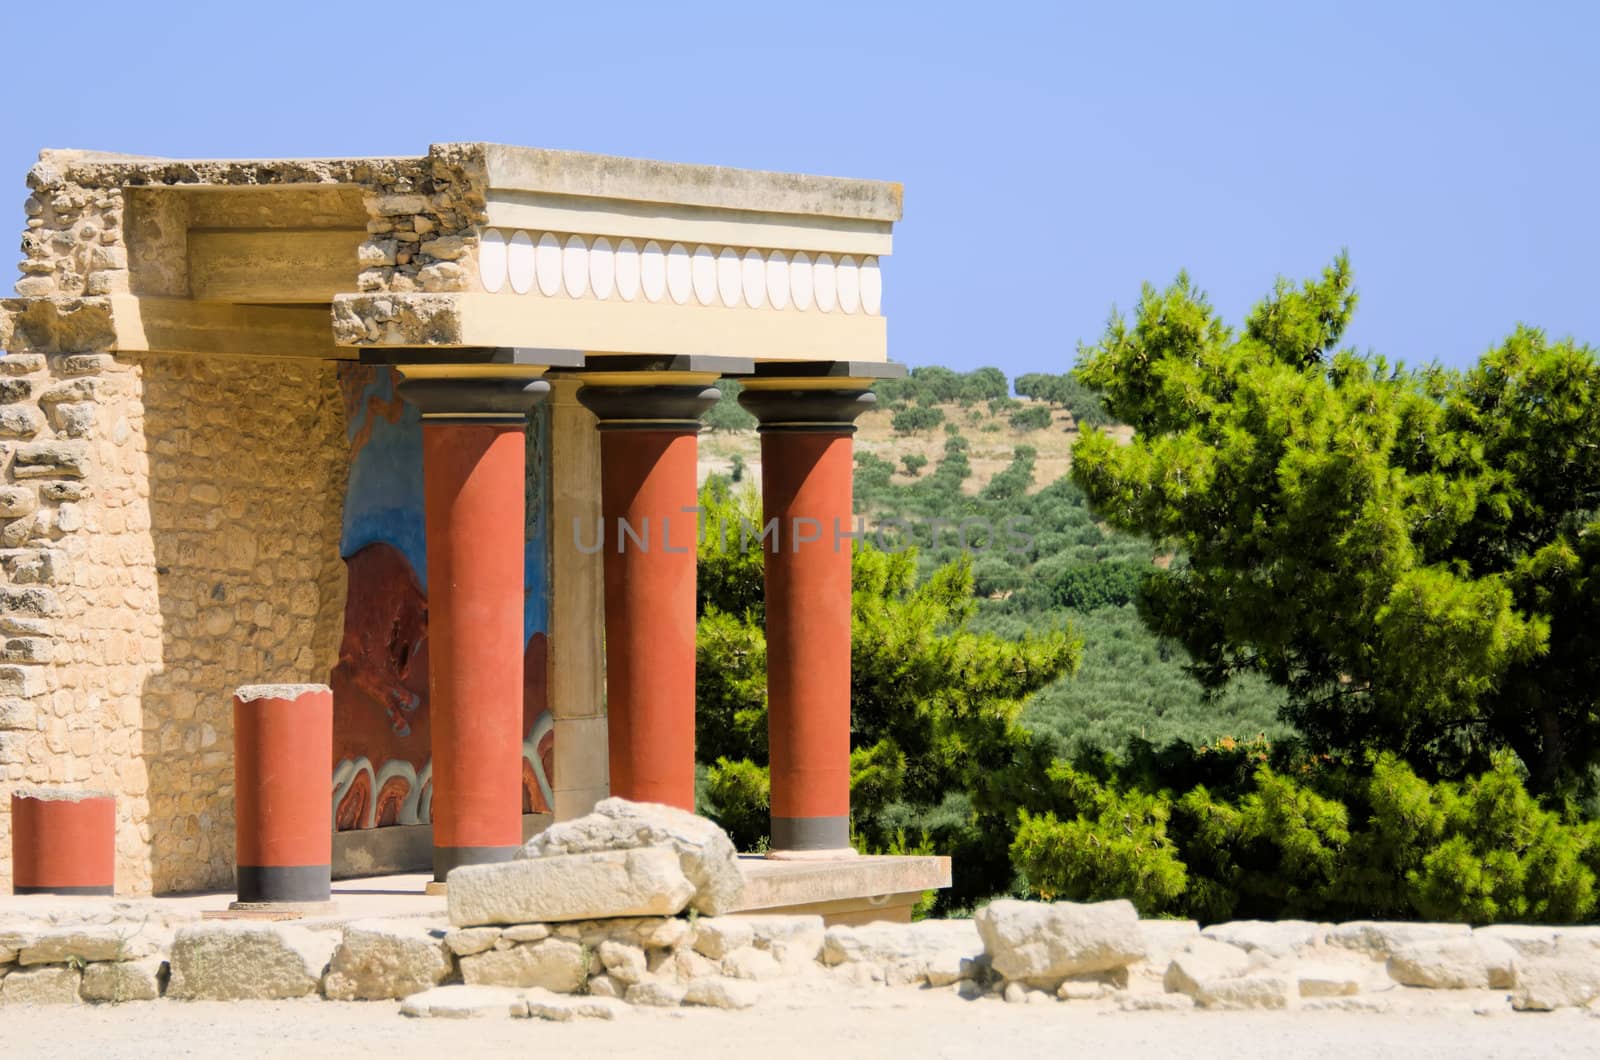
[0,964,81,1005]
[1472,925,1559,959]
[691,916,754,960]
[80,957,164,1002]
[684,977,762,1009]
[20,925,158,966]
[1056,970,1125,1000]
[1135,919,1201,969]
[1324,921,1471,959]
[587,974,622,999]
[1513,953,1600,1011]
[524,988,628,1021]
[400,984,527,1019]
[626,979,687,1007]
[166,923,335,1000]
[12,441,88,478]
[1295,962,1364,998]
[450,847,695,927]
[1120,992,1196,1011]
[1163,938,1250,996]
[1193,974,1294,1010]
[975,899,1145,982]
[324,919,454,1001]
[1200,920,1323,958]
[723,946,784,981]
[443,926,501,956]
[597,940,647,985]
[459,938,586,993]
[501,923,551,943]
[821,920,980,987]
[1387,936,1517,991]
[521,798,742,916]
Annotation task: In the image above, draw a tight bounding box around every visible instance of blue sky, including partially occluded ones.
[3,1,1594,375]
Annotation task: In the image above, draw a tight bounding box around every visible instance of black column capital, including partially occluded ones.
[576,383,721,431]
[736,388,877,433]
[396,376,551,422]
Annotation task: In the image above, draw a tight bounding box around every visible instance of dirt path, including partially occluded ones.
[8,990,1598,1060]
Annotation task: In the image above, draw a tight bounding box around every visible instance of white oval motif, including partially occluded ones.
[717,248,743,308]
[506,231,534,294]
[563,235,589,298]
[836,254,860,314]
[536,234,562,296]
[642,240,668,302]
[615,239,641,302]
[691,246,718,306]
[589,236,615,300]
[478,228,508,293]
[666,243,692,304]
[790,250,814,311]
[765,250,790,310]
[860,256,883,315]
[813,253,837,313]
[742,249,766,310]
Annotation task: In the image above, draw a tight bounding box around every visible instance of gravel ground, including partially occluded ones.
[7,989,1600,1060]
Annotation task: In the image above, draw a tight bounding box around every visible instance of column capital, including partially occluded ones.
[736,387,877,433]
[396,376,551,422]
[576,382,721,431]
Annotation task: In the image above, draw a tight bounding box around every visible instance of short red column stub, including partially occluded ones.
[11,788,115,895]
[233,682,333,903]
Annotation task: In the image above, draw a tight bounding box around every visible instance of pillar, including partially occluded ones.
[11,788,114,895]
[577,380,720,811]
[397,374,549,883]
[739,386,876,857]
[232,684,333,906]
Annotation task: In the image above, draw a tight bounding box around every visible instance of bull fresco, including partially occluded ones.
[330,364,553,831]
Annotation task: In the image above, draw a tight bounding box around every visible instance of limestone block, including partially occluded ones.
[441,928,501,957]
[0,964,81,1005]
[324,919,454,1001]
[684,977,762,1009]
[0,586,59,616]
[975,899,1146,983]
[524,987,628,1021]
[587,974,621,998]
[722,946,783,981]
[821,919,980,986]
[374,194,429,216]
[0,379,32,403]
[1135,919,1201,970]
[449,847,694,927]
[21,925,159,965]
[1324,921,1471,959]
[691,916,754,960]
[625,979,687,1007]
[1387,936,1517,990]
[13,440,89,479]
[1200,920,1324,958]
[0,407,43,438]
[1473,924,1559,959]
[1192,974,1294,1010]
[80,957,164,1002]
[166,923,336,1000]
[0,666,44,700]
[597,940,647,985]
[1119,992,1196,1012]
[419,237,466,261]
[1057,971,1124,1000]
[400,984,528,1019]
[521,797,743,916]
[672,948,719,983]
[0,699,36,731]
[1513,954,1600,1011]
[459,938,586,993]
[0,487,37,518]
[1295,962,1365,997]
[501,923,552,943]
[1163,939,1250,996]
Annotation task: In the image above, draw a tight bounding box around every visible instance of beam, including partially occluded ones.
[187,228,365,303]
[108,295,351,360]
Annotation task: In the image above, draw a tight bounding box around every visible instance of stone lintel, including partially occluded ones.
[733,854,952,921]
[577,354,754,377]
[360,346,587,371]
[746,359,908,380]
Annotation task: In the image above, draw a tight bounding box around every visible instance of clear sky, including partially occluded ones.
[3,0,1594,376]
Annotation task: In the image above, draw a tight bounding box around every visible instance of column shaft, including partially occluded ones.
[762,430,855,852]
[599,428,700,809]
[423,421,528,877]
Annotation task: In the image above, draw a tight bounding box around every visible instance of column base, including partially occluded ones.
[769,815,852,854]
[12,884,115,896]
[763,847,860,862]
[236,864,332,904]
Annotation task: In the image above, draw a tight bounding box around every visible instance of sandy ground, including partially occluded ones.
[7,989,1599,1060]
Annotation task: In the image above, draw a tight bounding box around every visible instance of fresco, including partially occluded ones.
[329,364,553,830]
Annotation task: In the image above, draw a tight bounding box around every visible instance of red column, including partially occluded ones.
[233,684,332,905]
[579,382,720,811]
[11,789,115,895]
[400,376,547,882]
[740,387,876,856]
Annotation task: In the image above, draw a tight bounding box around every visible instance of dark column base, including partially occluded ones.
[770,815,852,852]
[12,884,115,897]
[235,864,332,904]
[433,844,519,882]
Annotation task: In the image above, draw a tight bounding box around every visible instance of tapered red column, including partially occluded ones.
[398,375,549,883]
[578,382,720,811]
[740,386,876,857]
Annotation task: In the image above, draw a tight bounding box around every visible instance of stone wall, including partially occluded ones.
[0,343,348,895]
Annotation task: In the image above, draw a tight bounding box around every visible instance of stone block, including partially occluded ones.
[449,847,695,927]
[443,927,501,956]
[80,957,164,1002]
[0,964,80,1005]
[975,899,1146,983]
[1193,973,1294,1010]
[0,698,35,730]
[1163,938,1250,996]
[684,977,762,1009]
[0,587,60,616]
[13,441,89,479]
[624,979,687,1007]
[166,922,336,1000]
[0,665,44,699]
[323,919,454,1001]
[1324,921,1471,959]
[400,984,527,1019]
[21,926,158,966]
[597,939,647,985]
[1200,919,1324,958]
[1513,954,1600,1011]
[1387,936,1517,990]
[0,354,46,376]
[523,988,628,1021]
[0,407,42,438]
[0,379,32,404]
[0,487,36,518]
[459,938,586,993]
[1295,962,1365,997]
